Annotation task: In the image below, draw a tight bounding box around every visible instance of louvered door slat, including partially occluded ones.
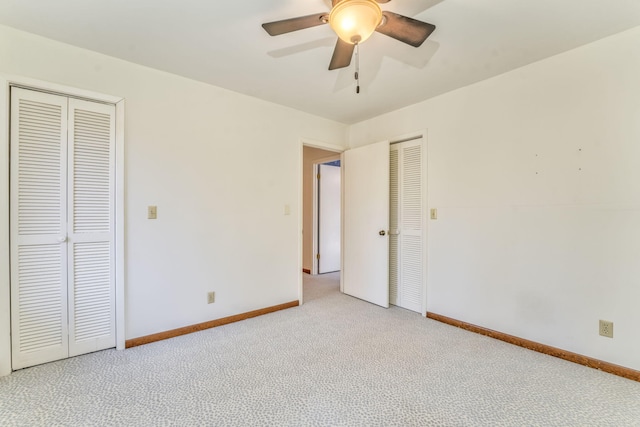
[402,146,422,230]
[73,107,112,233]
[10,88,69,369]
[400,235,423,312]
[68,98,116,357]
[72,242,112,343]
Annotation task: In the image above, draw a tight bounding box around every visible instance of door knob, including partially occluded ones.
[379,230,386,236]
[57,236,67,243]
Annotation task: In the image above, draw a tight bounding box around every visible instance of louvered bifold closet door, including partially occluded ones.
[389,139,424,313]
[399,140,423,313]
[10,88,70,369]
[389,148,400,306]
[67,99,116,357]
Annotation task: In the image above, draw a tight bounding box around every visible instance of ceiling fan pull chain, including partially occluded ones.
[355,42,360,94]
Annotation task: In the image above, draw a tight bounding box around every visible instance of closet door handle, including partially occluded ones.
[57,236,67,243]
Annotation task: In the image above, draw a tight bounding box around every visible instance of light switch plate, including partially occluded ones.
[148,205,157,219]
[430,208,438,220]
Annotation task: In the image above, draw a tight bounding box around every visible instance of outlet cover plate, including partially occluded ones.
[599,320,613,338]
[207,291,215,304]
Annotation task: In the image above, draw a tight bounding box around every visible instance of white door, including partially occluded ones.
[389,139,424,313]
[67,98,116,357]
[10,88,116,369]
[318,163,341,273]
[10,89,70,369]
[342,141,390,308]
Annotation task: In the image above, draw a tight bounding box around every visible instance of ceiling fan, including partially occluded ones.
[262,0,436,71]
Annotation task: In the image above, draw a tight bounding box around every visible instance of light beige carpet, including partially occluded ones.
[1,272,639,426]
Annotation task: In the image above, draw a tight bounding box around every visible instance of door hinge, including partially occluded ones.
[316,253,320,259]
[317,173,321,179]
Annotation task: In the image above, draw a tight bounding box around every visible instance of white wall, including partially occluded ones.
[349,27,640,371]
[0,24,348,374]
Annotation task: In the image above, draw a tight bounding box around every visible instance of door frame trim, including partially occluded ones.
[0,74,126,375]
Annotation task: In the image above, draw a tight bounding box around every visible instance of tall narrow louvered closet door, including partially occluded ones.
[67,98,116,357]
[10,88,116,369]
[389,139,424,313]
[10,89,69,369]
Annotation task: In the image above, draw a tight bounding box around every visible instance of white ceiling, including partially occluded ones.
[1,0,640,124]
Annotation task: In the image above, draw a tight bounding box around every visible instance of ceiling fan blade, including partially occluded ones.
[329,38,355,70]
[376,12,436,47]
[262,13,328,36]
[375,0,391,2]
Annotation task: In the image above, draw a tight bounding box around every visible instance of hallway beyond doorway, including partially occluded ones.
[303,272,340,304]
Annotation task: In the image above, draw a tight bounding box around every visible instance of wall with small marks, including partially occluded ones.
[349,26,640,370]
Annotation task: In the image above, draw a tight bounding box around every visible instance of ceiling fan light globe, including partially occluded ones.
[329,0,382,45]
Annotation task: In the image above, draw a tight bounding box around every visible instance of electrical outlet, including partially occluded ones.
[599,320,613,338]
[207,291,215,304]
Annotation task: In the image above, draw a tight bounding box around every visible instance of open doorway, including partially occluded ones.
[301,144,342,304]
[302,146,341,275]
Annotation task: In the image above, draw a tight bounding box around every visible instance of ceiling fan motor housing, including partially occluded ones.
[329,0,383,44]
